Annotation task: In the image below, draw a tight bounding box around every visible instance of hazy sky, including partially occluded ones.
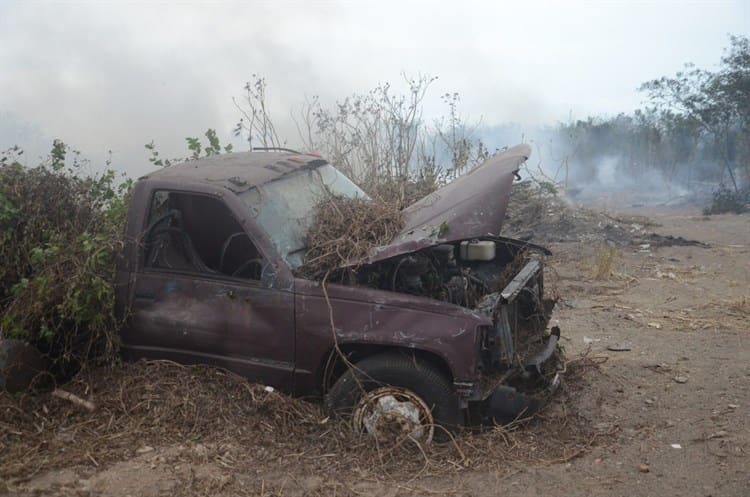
[1,0,748,177]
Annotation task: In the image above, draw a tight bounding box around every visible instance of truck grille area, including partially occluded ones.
[476,258,554,373]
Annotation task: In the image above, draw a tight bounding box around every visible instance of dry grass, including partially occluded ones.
[592,244,619,280]
[1,357,611,495]
[726,295,750,316]
[298,194,403,280]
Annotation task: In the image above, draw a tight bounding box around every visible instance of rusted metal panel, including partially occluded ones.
[401,145,528,237]
[140,152,327,192]
[342,145,532,267]
[501,259,542,302]
[291,279,489,395]
[122,271,296,391]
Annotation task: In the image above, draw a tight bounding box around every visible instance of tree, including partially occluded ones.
[640,35,750,191]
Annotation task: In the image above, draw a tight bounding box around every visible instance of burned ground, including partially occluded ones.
[1,203,748,497]
[503,183,709,249]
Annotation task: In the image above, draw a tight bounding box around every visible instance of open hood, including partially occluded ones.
[358,144,531,265]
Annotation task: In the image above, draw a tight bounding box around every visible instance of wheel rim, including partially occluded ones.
[352,386,435,443]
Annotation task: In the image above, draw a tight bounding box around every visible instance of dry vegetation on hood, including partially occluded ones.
[297,194,404,281]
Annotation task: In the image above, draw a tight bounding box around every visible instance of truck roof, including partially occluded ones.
[139,151,328,192]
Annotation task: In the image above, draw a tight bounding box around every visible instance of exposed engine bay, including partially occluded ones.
[351,238,543,308]
[334,236,560,392]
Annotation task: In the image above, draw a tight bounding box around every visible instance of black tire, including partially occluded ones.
[325,352,462,438]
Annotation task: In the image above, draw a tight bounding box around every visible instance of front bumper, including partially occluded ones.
[486,369,561,424]
[467,256,563,425]
[484,326,562,423]
[458,325,562,424]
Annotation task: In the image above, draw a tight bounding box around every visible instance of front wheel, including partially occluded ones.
[325,353,461,443]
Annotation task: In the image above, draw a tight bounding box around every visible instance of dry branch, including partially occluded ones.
[51,388,96,412]
[298,194,403,280]
[0,355,609,493]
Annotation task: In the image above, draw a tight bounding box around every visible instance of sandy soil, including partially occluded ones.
[2,206,748,497]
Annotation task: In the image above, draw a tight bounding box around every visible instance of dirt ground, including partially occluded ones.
[1,205,748,497]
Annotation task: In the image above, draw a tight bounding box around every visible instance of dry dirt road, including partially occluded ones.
[2,206,748,497]
[445,206,750,497]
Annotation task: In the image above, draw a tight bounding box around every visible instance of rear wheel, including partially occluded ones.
[325,353,461,443]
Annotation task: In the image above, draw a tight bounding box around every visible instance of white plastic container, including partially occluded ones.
[459,240,496,261]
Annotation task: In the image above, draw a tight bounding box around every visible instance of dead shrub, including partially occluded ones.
[703,185,749,215]
[298,194,404,280]
[592,244,618,280]
[727,295,750,316]
[367,172,441,209]
[0,356,611,488]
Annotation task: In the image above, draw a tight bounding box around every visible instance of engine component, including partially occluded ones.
[459,241,496,261]
[392,256,430,293]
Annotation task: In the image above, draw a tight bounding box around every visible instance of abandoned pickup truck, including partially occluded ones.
[116,144,562,441]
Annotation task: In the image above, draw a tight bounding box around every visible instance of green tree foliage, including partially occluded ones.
[558,109,705,184]
[640,35,750,191]
[554,35,748,212]
[145,128,233,168]
[0,143,130,370]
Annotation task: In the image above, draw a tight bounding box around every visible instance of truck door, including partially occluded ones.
[121,190,295,391]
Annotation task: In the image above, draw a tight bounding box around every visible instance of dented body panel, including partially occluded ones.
[291,279,489,395]
[123,271,297,391]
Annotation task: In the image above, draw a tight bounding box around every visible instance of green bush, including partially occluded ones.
[0,142,129,370]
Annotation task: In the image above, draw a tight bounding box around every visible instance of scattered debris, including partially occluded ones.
[670,443,682,449]
[606,343,632,352]
[502,182,710,249]
[644,363,672,374]
[655,270,678,281]
[0,357,609,484]
[672,375,689,384]
[51,388,96,412]
[639,463,651,473]
[726,295,750,317]
[706,431,728,440]
[641,233,710,248]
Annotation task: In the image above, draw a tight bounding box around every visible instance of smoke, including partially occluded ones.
[1,1,746,180]
[565,155,691,208]
[473,124,717,209]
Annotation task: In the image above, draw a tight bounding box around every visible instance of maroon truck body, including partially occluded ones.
[115,145,562,430]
